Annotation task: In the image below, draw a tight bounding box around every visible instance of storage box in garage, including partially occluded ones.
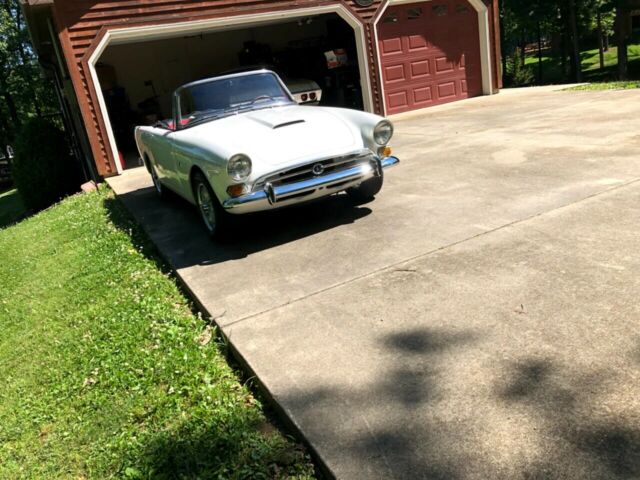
[324,49,348,69]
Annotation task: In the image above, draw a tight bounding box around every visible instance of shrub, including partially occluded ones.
[507,48,535,87]
[12,118,78,211]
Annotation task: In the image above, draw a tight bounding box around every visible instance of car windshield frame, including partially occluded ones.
[173,70,295,130]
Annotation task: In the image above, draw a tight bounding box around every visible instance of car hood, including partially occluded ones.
[173,105,362,170]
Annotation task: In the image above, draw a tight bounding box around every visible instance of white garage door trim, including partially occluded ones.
[88,5,373,175]
[373,0,494,116]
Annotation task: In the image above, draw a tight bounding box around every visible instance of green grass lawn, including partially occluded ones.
[0,188,26,228]
[0,187,315,479]
[522,42,640,84]
[563,80,640,91]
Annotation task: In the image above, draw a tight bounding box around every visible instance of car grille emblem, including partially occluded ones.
[312,163,325,176]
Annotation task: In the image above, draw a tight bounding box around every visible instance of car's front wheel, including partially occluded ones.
[193,172,230,240]
[347,171,383,203]
[149,162,167,199]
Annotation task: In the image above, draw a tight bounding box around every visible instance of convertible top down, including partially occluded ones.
[135,70,399,239]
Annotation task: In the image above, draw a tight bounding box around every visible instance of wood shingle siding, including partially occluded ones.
[52,0,499,177]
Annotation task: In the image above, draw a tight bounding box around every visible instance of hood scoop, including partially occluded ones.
[245,109,307,129]
[273,119,305,129]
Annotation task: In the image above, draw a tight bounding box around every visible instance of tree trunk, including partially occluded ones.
[537,21,543,83]
[597,10,605,69]
[561,33,568,80]
[500,0,507,83]
[568,0,582,82]
[0,107,12,144]
[616,6,630,80]
[2,91,20,127]
[0,70,20,127]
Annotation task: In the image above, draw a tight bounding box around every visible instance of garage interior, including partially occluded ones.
[96,13,362,169]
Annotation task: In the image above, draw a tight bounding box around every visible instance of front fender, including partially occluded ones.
[172,141,230,204]
[318,107,388,152]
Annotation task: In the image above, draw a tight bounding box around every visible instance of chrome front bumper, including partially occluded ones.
[222,155,399,214]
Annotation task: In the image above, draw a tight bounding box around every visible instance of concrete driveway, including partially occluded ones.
[108,86,640,479]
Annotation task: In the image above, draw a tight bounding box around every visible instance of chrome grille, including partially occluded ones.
[254,151,374,190]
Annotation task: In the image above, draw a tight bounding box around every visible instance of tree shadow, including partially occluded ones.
[125,408,312,479]
[272,326,479,479]
[383,328,477,355]
[577,426,640,478]
[499,359,552,400]
[499,357,640,479]
[123,326,478,479]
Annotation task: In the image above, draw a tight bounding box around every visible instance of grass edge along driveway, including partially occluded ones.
[0,186,315,479]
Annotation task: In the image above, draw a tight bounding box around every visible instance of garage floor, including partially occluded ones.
[107,86,640,479]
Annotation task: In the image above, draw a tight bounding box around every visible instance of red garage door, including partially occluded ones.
[377,0,483,115]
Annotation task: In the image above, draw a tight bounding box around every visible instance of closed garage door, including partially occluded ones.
[378,0,483,115]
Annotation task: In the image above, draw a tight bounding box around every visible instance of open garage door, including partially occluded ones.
[377,0,483,115]
[95,13,364,170]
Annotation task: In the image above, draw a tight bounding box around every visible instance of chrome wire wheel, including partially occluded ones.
[150,164,163,196]
[197,181,217,234]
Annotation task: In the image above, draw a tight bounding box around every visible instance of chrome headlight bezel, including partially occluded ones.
[227,154,252,181]
[373,120,394,145]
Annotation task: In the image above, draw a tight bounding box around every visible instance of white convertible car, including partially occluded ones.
[135,69,399,238]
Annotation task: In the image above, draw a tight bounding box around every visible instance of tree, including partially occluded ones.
[614,1,631,80]
[0,0,57,147]
[568,0,583,82]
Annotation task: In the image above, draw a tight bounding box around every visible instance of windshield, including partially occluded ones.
[176,72,294,127]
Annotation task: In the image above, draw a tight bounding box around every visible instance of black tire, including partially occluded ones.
[192,171,231,240]
[149,161,167,199]
[347,171,384,203]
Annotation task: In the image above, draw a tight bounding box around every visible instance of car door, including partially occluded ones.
[144,128,181,192]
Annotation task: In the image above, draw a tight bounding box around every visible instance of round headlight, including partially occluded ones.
[227,154,252,181]
[373,120,394,145]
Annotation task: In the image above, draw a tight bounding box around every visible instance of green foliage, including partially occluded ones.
[563,80,640,90]
[522,42,640,84]
[501,0,638,85]
[508,49,535,86]
[0,187,316,479]
[0,187,25,227]
[12,118,77,211]
[0,0,58,146]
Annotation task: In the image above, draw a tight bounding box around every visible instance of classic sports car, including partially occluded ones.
[134,70,399,238]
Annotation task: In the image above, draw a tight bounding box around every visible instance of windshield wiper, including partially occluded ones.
[250,94,276,105]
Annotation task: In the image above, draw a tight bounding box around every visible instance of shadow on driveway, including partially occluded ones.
[106,185,372,269]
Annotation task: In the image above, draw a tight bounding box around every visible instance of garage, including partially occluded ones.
[377,0,485,115]
[95,13,365,170]
[22,0,502,178]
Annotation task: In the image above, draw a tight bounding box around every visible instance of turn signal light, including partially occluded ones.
[227,184,250,197]
[379,146,393,157]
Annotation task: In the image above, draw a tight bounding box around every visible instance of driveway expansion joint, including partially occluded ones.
[222,176,640,328]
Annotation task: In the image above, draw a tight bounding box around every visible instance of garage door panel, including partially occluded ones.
[381,37,403,55]
[387,90,409,109]
[413,85,433,104]
[435,56,455,73]
[378,0,483,115]
[410,60,430,78]
[407,34,428,52]
[384,64,407,83]
[436,81,457,99]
